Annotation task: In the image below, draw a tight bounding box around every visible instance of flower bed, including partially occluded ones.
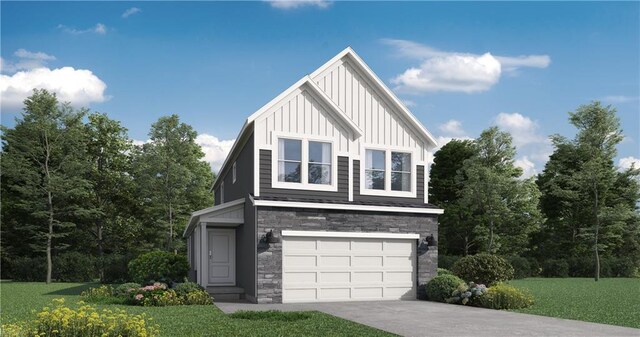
[81,281,213,307]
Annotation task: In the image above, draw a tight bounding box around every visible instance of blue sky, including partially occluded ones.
[2,1,639,175]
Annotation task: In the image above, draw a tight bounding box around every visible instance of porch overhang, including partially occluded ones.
[183,198,245,238]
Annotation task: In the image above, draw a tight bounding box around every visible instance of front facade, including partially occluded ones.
[184,47,443,303]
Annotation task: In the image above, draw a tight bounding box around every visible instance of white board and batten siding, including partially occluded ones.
[282,232,417,303]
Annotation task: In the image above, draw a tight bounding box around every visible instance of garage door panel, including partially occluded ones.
[283,234,417,303]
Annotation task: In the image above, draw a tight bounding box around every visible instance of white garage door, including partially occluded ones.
[282,231,418,303]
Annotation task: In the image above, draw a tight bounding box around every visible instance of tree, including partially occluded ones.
[540,102,637,281]
[132,115,214,252]
[83,112,137,279]
[457,127,542,255]
[429,139,477,255]
[1,89,90,283]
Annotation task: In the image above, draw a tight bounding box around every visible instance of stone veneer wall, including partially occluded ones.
[256,207,438,303]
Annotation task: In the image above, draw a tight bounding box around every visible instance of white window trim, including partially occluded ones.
[282,230,420,240]
[271,132,338,192]
[232,162,236,184]
[360,144,417,198]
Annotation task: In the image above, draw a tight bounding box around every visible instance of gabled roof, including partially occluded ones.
[310,47,438,148]
[183,198,245,237]
[212,47,437,190]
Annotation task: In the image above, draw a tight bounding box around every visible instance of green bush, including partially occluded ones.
[99,254,133,283]
[446,282,487,305]
[114,282,142,297]
[53,252,98,282]
[437,268,453,276]
[425,274,465,302]
[506,256,531,279]
[8,256,46,281]
[174,281,205,297]
[476,283,534,309]
[541,259,569,277]
[128,251,189,284]
[528,258,542,276]
[438,255,461,270]
[451,254,514,286]
[184,289,213,305]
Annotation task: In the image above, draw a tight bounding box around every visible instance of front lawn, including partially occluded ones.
[0,281,394,336]
[510,278,640,328]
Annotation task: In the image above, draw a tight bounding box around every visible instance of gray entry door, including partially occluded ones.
[208,229,236,285]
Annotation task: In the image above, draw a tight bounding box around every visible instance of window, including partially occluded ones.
[365,149,385,190]
[232,162,237,184]
[308,141,331,185]
[364,149,413,194]
[278,138,302,183]
[391,152,411,191]
[220,181,225,203]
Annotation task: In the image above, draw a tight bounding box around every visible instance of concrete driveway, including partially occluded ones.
[216,300,639,337]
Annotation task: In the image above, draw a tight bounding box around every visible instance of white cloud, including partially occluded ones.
[58,23,107,35]
[601,95,639,104]
[122,7,141,18]
[1,49,56,73]
[383,39,550,94]
[618,156,640,171]
[438,119,466,136]
[266,0,331,9]
[1,66,108,111]
[514,156,537,179]
[402,99,416,107]
[494,112,545,148]
[195,134,236,171]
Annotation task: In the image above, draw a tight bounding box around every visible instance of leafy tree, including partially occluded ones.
[457,127,542,255]
[1,89,90,283]
[538,102,639,281]
[132,115,214,252]
[429,139,477,255]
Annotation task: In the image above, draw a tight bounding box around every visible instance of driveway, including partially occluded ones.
[216,300,639,337]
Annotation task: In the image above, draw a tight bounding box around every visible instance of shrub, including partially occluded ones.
[506,256,531,279]
[438,255,461,270]
[476,283,534,309]
[541,259,569,277]
[81,284,114,303]
[437,268,453,276]
[114,282,142,297]
[446,282,487,305]
[128,251,189,284]
[451,254,514,286]
[608,257,640,277]
[9,256,46,281]
[142,289,184,306]
[185,289,213,305]
[174,281,205,297]
[425,274,464,302]
[53,252,98,282]
[0,298,159,337]
[528,258,542,276]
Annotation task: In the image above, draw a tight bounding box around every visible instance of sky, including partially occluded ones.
[2,1,639,176]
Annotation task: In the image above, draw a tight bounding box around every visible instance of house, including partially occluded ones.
[183,47,443,304]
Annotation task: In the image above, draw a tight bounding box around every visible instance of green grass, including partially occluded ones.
[0,281,394,336]
[509,278,640,328]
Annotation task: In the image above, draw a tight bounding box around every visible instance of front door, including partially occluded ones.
[208,229,235,285]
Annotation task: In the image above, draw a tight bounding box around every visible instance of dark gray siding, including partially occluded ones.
[235,198,256,299]
[259,149,349,201]
[353,160,425,205]
[214,134,254,206]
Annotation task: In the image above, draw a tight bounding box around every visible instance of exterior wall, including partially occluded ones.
[259,149,349,201]
[311,57,429,163]
[256,207,438,303]
[353,160,425,205]
[214,134,254,206]
[236,199,257,300]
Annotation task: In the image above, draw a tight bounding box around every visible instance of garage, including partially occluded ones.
[281,231,418,303]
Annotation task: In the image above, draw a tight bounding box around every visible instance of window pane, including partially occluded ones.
[391,152,411,172]
[278,161,301,183]
[309,141,331,163]
[391,172,411,191]
[278,138,301,161]
[365,170,385,190]
[309,163,331,184]
[366,150,385,170]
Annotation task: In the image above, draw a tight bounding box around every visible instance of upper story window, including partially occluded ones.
[274,137,335,191]
[364,149,412,193]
